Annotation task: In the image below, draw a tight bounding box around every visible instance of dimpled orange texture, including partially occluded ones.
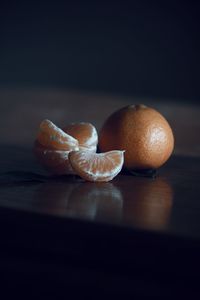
[99,104,174,170]
[63,122,98,151]
[69,150,124,182]
[37,119,79,151]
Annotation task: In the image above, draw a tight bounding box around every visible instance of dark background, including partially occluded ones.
[0,0,200,102]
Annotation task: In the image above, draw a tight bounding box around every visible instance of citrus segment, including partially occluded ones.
[34,141,75,175]
[69,150,124,182]
[63,122,98,151]
[37,119,79,151]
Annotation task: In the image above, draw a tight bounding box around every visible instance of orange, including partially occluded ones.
[63,122,98,151]
[37,119,79,151]
[99,104,174,170]
[68,150,124,182]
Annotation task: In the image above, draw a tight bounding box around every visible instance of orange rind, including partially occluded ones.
[99,104,174,170]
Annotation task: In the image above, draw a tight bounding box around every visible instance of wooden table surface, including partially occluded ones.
[0,87,200,298]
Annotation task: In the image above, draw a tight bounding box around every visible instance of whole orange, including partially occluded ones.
[99,104,174,170]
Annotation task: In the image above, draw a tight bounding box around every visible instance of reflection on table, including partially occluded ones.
[34,175,173,231]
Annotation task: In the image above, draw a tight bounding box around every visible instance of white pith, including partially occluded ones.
[82,123,98,147]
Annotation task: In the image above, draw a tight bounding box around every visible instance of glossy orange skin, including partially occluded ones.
[99,105,174,170]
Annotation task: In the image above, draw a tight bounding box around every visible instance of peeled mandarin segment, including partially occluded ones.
[63,122,98,151]
[34,141,75,175]
[69,150,124,182]
[37,119,79,151]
